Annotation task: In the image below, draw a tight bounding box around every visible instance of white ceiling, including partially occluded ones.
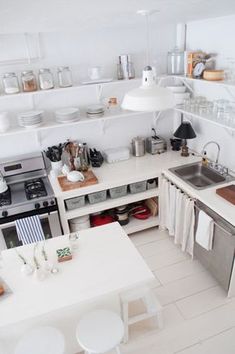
[0,0,235,33]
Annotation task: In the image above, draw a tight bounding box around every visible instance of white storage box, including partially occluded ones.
[88,190,107,204]
[109,185,128,199]
[103,147,130,163]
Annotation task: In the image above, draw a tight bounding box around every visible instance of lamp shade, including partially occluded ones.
[121,66,175,112]
[174,121,196,139]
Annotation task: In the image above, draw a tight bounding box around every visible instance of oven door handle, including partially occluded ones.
[0,211,58,229]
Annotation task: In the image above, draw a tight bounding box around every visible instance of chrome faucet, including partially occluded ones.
[201,141,221,164]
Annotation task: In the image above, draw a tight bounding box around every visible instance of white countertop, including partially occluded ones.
[163,169,235,227]
[49,151,200,199]
[0,223,154,328]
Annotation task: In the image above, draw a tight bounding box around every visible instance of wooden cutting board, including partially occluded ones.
[57,170,98,192]
[216,184,235,205]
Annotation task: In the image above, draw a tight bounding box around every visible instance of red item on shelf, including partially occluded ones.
[90,214,115,227]
[131,205,151,220]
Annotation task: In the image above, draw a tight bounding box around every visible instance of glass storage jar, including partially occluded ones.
[57,66,72,88]
[2,72,20,94]
[21,70,37,92]
[38,68,54,90]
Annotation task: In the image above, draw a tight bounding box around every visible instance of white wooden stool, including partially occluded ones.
[120,286,163,343]
[14,326,65,354]
[76,309,124,354]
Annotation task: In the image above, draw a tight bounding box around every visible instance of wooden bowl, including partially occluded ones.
[0,284,5,296]
[203,70,224,81]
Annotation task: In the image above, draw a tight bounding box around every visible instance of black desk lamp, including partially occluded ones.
[173,121,196,157]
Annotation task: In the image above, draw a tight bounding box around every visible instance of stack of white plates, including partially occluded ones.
[18,111,44,129]
[55,107,80,124]
[86,104,105,118]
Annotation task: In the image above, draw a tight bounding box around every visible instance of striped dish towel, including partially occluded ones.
[15,215,45,245]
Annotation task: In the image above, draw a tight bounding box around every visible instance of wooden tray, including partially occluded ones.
[57,170,98,192]
[216,184,235,205]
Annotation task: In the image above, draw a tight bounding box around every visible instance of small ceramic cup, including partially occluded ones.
[88,66,102,80]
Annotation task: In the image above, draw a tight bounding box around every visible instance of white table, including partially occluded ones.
[0,223,154,353]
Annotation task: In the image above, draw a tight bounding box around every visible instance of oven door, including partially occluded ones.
[0,211,62,250]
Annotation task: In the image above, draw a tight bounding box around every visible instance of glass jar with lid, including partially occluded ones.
[21,70,37,92]
[38,68,54,90]
[57,66,72,88]
[2,72,20,94]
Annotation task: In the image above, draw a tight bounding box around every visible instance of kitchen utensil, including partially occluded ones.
[115,205,129,225]
[0,112,10,133]
[170,138,182,151]
[3,72,20,94]
[88,66,102,80]
[67,171,84,182]
[57,66,73,88]
[132,136,146,157]
[44,143,64,162]
[38,68,54,90]
[90,213,115,227]
[131,205,151,220]
[167,47,184,75]
[146,128,167,154]
[216,184,235,205]
[57,170,98,191]
[89,149,104,167]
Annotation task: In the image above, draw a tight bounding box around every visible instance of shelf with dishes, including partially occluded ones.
[175,106,235,132]
[168,74,235,90]
[0,108,146,137]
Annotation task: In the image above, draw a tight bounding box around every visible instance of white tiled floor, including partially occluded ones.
[118,227,235,354]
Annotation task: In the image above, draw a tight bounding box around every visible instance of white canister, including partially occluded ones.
[50,160,63,177]
[0,112,10,133]
[69,215,90,232]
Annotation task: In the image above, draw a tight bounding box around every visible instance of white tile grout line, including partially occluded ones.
[177,296,234,323]
[174,325,235,354]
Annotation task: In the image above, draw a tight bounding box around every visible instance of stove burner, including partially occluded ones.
[0,187,11,207]
[24,178,47,200]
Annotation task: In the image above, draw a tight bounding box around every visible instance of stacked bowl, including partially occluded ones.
[18,111,44,129]
[55,107,80,124]
[86,104,105,118]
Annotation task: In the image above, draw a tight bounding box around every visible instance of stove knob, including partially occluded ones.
[2,211,8,217]
[35,203,40,210]
[50,200,55,205]
[43,201,48,207]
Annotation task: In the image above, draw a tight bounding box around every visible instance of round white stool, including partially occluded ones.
[14,326,65,354]
[76,309,124,354]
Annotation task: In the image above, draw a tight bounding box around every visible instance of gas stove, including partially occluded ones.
[0,153,56,220]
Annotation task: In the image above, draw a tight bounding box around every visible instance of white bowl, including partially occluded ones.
[67,171,84,183]
[174,92,190,105]
[167,85,186,93]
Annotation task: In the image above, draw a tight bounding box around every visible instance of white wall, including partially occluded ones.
[186,15,235,171]
[0,23,176,159]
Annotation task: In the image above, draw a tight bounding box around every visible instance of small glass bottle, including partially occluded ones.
[57,66,72,88]
[2,72,20,94]
[38,68,54,90]
[21,70,37,92]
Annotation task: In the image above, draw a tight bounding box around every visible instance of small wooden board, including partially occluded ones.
[216,184,235,205]
[57,170,98,192]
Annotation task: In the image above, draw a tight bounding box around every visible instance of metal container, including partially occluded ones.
[109,185,128,199]
[129,180,147,194]
[132,136,146,157]
[167,47,184,75]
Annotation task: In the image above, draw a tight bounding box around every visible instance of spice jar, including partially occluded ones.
[57,66,72,88]
[38,68,54,90]
[21,70,37,92]
[2,72,20,94]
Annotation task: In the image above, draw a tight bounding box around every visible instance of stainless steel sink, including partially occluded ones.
[169,162,234,190]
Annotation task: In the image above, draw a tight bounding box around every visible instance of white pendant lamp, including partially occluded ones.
[121,10,175,112]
